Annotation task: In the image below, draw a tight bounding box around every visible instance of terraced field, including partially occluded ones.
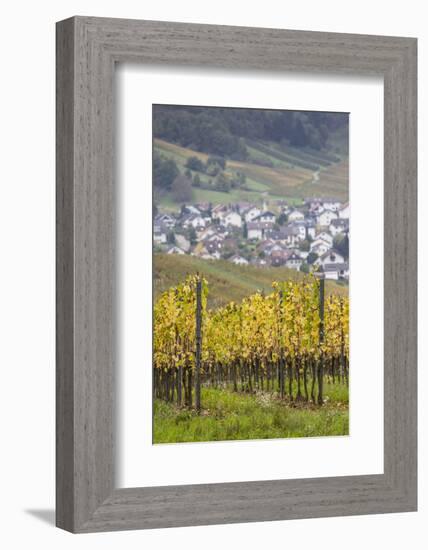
[298,159,349,201]
[154,137,348,207]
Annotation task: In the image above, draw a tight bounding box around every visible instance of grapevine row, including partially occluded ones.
[153,275,349,409]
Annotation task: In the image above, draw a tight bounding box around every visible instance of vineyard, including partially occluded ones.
[154,275,349,414]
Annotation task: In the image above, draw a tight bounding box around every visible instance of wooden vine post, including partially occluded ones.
[317,273,325,405]
[340,297,345,384]
[195,274,202,413]
[279,288,285,399]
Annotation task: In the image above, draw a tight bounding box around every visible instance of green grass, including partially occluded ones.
[153,382,349,444]
[157,184,302,213]
[246,145,292,170]
[154,253,348,308]
[246,139,321,171]
[270,142,341,166]
[191,186,262,205]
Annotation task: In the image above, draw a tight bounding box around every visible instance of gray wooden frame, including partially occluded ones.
[56,16,417,533]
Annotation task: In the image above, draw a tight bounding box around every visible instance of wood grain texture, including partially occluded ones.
[56,16,417,533]
[56,17,75,532]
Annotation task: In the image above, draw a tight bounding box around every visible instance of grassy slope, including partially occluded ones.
[154,137,349,208]
[155,253,348,308]
[153,382,349,443]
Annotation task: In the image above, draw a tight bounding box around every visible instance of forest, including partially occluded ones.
[153,104,349,159]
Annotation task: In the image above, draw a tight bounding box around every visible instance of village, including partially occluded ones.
[154,197,349,282]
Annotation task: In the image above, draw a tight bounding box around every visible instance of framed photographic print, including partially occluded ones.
[150,104,350,445]
[56,17,417,532]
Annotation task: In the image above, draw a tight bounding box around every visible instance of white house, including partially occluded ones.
[244,206,261,223]
[268,243,285,255]
[307,199,324,215]
[322,262,349,281]
[285,251,303,271]
[247,221,274,240]
[155,213,176,228]
[310,239,331,257]
[315,231,334,247]
[197,227,216,242]
[314,249,345,268]
[175,234,191,252]
[254,211,276,224]
[182,205,201,216]
[221,210,242,228]
[265,227,299,247]
[338,202,350,219]
[329,218,349,236]
[182,214,206,229]
[211,204,228,220]
[230,254,249,266]
[322,198,342,212]
[153,223,167,245]
[167,245,185,255]
[306,221,316,240]
[290,221,307,241]
[247,223,263,240]
[279,226,300,247]
[317,208,338,227]
[288,209,305,222]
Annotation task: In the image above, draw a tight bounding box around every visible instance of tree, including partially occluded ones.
[214,171,231,193]
[230,138,248,161]
[300,262,310,274]
[188,226,197,246]
[307,251,318,265]
[277,212,288,225]
[171,175,193,203]
[192,173,201,187]
[206,162,221,177]
[290,117,307,147]
[167,231,176,245]
[238,172,246,186]
[231,171,246,188]
[243,221,248,239]
[207,155,226,169]
[299,239,310,252]
[185,156,205,172]
[221,248,235,260]
[153,105,348,157]
[153,153,179,190]
[334,232,349,260]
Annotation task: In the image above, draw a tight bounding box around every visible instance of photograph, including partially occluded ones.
[0,2,418,542]
[152,104,349,444]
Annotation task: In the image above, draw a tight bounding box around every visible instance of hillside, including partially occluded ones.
[154,253,348,309]
[152,104,348,210]
[154,137,349,211]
